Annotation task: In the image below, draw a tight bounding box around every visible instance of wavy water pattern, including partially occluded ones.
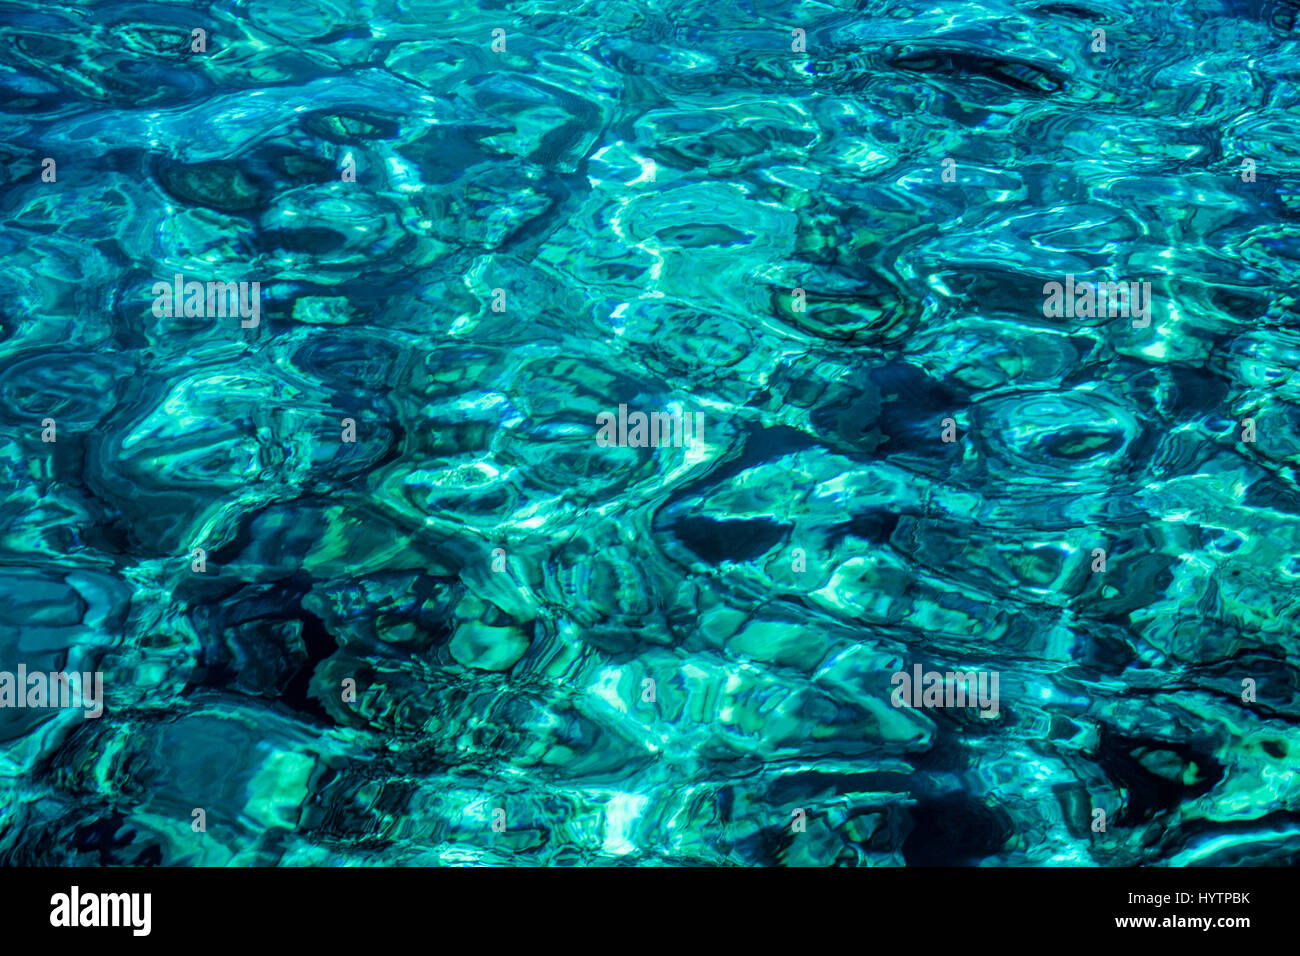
[0,0,1298,866]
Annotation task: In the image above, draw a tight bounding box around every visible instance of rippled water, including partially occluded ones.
[1,0,1298,866]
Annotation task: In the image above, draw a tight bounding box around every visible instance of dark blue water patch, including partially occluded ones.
[902,794,1015,867]
[668,515,789,564]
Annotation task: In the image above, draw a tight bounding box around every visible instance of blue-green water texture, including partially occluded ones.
[1,0,1299,865]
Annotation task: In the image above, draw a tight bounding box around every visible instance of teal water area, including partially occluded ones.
[0,0,1298,865]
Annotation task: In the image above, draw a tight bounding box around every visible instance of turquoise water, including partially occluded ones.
[0,0,1298,865]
